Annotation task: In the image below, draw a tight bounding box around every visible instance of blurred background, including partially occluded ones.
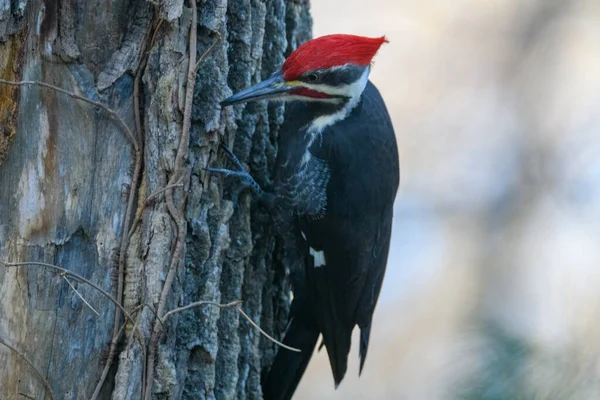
[296,0,600,399]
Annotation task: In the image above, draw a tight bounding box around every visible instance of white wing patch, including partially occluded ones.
[301,231,307,240]
[309,247,326,268]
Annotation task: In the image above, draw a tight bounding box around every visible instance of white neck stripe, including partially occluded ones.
[307,66,370,136]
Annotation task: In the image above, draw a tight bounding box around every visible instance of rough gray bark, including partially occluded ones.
[0,0,311,399]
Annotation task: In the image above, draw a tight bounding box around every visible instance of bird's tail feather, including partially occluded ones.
[262,308,320,400]
[321,320,353,387]
[359,323,372,375]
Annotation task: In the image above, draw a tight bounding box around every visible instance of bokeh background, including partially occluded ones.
[296,0,600,399]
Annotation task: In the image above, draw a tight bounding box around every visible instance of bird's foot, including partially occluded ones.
[206,143,266,205]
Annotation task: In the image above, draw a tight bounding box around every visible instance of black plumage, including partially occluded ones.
[262,81,399,400]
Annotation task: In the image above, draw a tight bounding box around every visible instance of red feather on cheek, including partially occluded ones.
[290,87,331,99]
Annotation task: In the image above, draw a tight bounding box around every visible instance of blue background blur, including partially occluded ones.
[298,1,600,398]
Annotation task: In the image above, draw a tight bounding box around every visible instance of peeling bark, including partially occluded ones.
[0,0,311,398]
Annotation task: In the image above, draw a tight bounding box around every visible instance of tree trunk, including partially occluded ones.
[0,0,311,399]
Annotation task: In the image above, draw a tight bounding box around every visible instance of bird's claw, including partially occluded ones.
[218,142,246,172]
[206,144,265,205]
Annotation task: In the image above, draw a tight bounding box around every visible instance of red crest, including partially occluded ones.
[282,34,388,80]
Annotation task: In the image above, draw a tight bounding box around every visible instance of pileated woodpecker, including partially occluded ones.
[214,34,399,399]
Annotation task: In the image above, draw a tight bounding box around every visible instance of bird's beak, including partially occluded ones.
[221,72,294,106]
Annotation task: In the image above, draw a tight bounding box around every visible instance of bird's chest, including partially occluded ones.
[280,150,330,217]
[275,131,331,217]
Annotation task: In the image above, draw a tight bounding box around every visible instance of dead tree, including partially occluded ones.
[0,0,311,398]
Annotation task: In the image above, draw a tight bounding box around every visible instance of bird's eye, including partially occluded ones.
[306,73,319,82]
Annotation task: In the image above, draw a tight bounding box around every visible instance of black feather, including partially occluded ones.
[262,286,319,400]
[263,81,399,398]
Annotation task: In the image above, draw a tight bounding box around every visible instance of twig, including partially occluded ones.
[93,148,142,400]
[194,31,221,73]
[0,79,138,152]
[2,261,147,400]
[162,300,242,322]
[143,2,199,398]
[127,177,185,241]
[125,16,166,242]
[145,178,185,204]
[62,275,100,316]
[0,261,135,323]
[94,51,145,400]
[235,305,301,353]
[0,336,55,400]
[171,13,197,178]
[93,13,163,400]
[123,303,164,355]
[96,128,142,399]
[158,300,301,352]
[0,65,145,400]
[124,304,147,355]
[123,302,163,397]
[101,303,153,398]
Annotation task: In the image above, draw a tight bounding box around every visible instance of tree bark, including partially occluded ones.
[0,0,311,399]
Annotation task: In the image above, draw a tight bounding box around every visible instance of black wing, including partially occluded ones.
[262,81,399,397]
[300,81,399,383]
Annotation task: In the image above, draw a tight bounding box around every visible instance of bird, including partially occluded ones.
[214,34,400,400]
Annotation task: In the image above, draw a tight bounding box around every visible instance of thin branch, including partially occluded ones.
[0,70,145,400]
[171,1,198,179]
[0,79,138,152]
[145,178,185,204]
[93,13,164,400]
[235,305,301,353]
[126,303,161,396]
[127,176,185,239]
[162,300,242,322]
[0,261,135,323]
[95,70,144,400]
[144,1,200,397]
[106,303,152,398]
[62,275,100,316]
[2,261,147,400]
[0,336,55,400]
[123,303,163,356]
[157,299,300,352]
[194,31,222,73]
[124,304,147,355]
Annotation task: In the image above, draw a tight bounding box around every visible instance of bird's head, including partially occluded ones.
[221,34,387,107]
